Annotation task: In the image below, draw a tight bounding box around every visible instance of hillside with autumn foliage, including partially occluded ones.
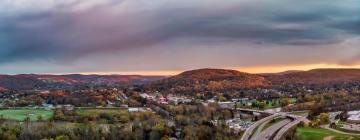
[146,68,270,93]
[2,68,360,91]
[265,68,360,86]
[145,68,360,93]
[0,74,164,90]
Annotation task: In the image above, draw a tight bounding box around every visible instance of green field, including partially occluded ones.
[0,109,53,121]
[237,98,297,109]
[76,108,127,116]
[296,127,360,140]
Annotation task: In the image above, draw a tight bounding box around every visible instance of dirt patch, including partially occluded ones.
[323,136,334,140]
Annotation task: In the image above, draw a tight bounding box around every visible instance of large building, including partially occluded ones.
[347,110,360,123]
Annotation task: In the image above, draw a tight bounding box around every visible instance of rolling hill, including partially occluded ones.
[146,68,270,93]
[2,68,360,91]
[147,68,360,93]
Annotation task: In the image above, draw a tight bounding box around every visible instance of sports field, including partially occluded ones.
[236,98,297,109]
[0,109,53,121]
[296,127,360,140]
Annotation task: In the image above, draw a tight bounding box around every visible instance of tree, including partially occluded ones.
[258,101,266,109]
[37,115,43,122]
[218,96,227,102]
[280,98,290,107]
[221,110,232,120]
[298,121,305,127]
[160,135,169,140]
[0,115,4,122]
[55,135,70,140]
[24,117,30,124]
[339,111,348,121]
[309,119,321,127]
[2,131,17,140]
[319,113,329,124]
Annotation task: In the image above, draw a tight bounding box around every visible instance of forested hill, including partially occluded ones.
[146,68,360,93]
[264,68,360,85]
[2,68,360,91]
[145,68,270,93]
[0,74,165,90]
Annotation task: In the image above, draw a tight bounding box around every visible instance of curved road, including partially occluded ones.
[241,114,279,140]
[272,114,311,140]
[250,119,273,140]
[320,125,360,136]
[273,120,300,140]
[256,119,292,140]
[240,109,311,140]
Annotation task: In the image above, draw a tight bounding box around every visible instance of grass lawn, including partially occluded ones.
[250,125,260,138]
[289,110,309,117]
[0,109,53,121]
[334,123,360,134]
[296,127,360,140]
[289,98,297,104]
[237,98,297,110]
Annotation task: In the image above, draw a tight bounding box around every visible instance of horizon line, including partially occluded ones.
[2,64,360,76]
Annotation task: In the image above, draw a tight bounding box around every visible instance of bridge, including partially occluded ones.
[237,108,309,140]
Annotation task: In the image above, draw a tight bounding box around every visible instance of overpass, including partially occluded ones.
[237,108,309,140]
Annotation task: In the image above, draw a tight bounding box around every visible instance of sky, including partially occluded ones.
[0,0,360,75]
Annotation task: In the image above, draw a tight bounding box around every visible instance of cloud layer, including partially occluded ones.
[0,0,359,74]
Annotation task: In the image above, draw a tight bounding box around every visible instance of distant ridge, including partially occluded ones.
[260,70,304,75]
[0,74,165,90]
[2,68,360,91]
[266,68,360,85]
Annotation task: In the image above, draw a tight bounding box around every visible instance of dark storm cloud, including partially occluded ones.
[0,0,359,73]
[332,18,360,34]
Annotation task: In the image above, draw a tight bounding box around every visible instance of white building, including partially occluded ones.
[218,102,235,109]
[347,110,360,123]
[167,95,193,105]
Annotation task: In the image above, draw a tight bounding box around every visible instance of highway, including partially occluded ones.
[256,119,292,140]
[250,118,273,140]
[239,108,310,140]
[271,114,310,140]
[240,114,279,140]
[273,120,300,140]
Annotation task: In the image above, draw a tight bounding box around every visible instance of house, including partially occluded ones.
[231,98,256,106]
[158,96,166,102]
[207,99,216,103]
[231,98,249,102]
[120,104,129,108]
[140,93,150,98]
[128,107,140,112]
[106,100,115,106]
[42,103,54,110]
[218,102,235,109]
[156,95,168,104]
[167,95,193,105]
[64,104,74,111]
[128,107,151,112]
[140,93,156,101]
[182,98,192,104]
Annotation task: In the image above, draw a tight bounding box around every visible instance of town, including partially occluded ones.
[1,73,360,140]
